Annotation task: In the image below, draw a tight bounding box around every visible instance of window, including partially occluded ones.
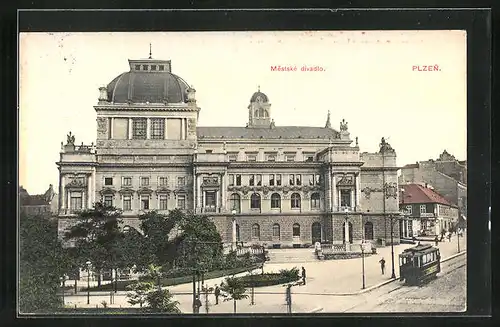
[308,174,314,186]
[249,174,255,186]
[151,65,157,71]
[420,205,427,214]
[269,174,275,186]
[289,174,295,186]
[311,193,320,209]
[140,177,150,186]
[256,174,262,186]
[305,155,314,162]
[159,177,168,186]
[70,192,82,211]
[276,174,282,186]
[151,118,165,139]
[159,194,168,210]
[141,196,150,210]
[250,193,261,209]
[293,223,301,237]
[251,224,260,239]
[296,174,302,186]
[142,64,148,70]
[104,195,113,207]
[247,154,257,162]
[228,154,237,162]
[177,195,186,209]
[205,191,216,208]
[132,118,147,139]
[236,224,240,241]
[230,193,240,213]
[271,193,281,209]
[159,65,164,71]
[123,195,132,211]
[267,154,276,162]
[286,154,295,162]
[340,189,351,207]
[177,176,186,187]
[123,177,132,186]
[405,205,412,214]
[291,193,301,209]
[228,174,235,187]
[236,174,241,186]
[315,174,321,185]
[364,222,374,240]
[273,224,280,239]
[205,150,213,154]
[104,177,113,186]
[135,65,141,70]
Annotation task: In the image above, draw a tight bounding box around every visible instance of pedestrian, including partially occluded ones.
[214,285,220,305]
[434,235,439,246]
[301,266,306,285]
[447,232,452,242]
[194,295,202,313]
[379,257,386,275]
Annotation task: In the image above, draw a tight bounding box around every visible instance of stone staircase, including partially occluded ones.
[266,248,318,263]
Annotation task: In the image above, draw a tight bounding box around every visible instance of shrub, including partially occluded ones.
[278,267,300,280]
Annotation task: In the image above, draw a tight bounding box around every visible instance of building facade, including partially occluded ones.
[57,56,401,248]
[20,184,58,217]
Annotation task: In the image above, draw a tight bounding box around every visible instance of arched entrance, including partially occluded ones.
[342,221,353,244]
[311,222,321,243]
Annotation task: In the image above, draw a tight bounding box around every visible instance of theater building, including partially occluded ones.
[57,55,401,248]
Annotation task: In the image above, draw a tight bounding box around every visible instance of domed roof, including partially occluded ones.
[106,69,190,104]
[250,91,269,103]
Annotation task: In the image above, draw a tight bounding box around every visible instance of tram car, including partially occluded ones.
[399,243,441,286]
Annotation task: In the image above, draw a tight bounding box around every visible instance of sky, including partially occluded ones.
[19,31,467,195]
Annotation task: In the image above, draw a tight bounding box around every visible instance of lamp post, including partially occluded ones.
[85,260,91,305]
[389,215,396,279]
[457,222,461,253]
[231,209,237,252]
[361,241,366,289]
[344,208,350,250]
[400,188,405,238]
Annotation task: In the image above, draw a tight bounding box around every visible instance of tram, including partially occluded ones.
[399,243,441,286]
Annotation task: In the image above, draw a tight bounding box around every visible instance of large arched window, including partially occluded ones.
[250,193,261,209]
[230,193,241,213]
[254,109,260,118]
[311,193,320,209]
[252,224,260,240]
[364,222,374,240]
[293,223,301,237]
[291,193,301,209]
[271,193,281,209]
[236,224,241,241]
[272,223,280,239]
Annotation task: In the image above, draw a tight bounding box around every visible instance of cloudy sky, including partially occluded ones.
[19,31,467,194]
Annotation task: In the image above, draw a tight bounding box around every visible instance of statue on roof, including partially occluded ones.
[340,119,348,132]
[379,137,394,153]
[67,131,75,145]
[325,110,331,129]
[43,184,55,203]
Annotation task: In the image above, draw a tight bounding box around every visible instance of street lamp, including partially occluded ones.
[85,260,91,305]
[457,222,461,253]
[400,188,406,238]
[361,240,366,289]
[231,209,237,251]
[390,215,396,279]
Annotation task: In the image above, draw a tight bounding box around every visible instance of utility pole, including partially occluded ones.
[390,215,396,279]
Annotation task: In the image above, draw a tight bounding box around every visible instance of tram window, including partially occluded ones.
[423,255,427,264]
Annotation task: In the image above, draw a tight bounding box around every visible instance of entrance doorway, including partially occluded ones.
[311,222,321,243]
[342,221,353,244]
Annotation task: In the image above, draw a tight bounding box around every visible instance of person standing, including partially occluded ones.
[434,235,439,246]
[379,257,386,275]
[301,266,306,285]
[214,285,220,305]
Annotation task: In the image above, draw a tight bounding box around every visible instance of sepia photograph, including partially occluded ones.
[19,30,468,315]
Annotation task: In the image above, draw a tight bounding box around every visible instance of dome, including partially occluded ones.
[250,91,269,103]
[106,70,190,104]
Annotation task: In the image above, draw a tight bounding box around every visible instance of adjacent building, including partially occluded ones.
[56,55,402,248]
[399,183,459,237]
[19,184,58,216]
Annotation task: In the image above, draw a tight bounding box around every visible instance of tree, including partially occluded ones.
[126,280,153,308]
[139,210,176,270]
[221,276,249,314]
[145,288,181,313]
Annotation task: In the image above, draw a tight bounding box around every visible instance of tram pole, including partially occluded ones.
[390,215,396,279]
[457,224,461,253]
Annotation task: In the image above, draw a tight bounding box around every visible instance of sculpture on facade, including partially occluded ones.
[340,119,348,132]
[379,137,395,153]
[67,131,75,145]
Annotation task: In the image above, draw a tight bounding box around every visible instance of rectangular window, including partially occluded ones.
[159,65,164,71]
[151,118,165,139]
[315,174,321,185]
[70,192,82,212]
[420,205,426,214]
[205,191,216,207]
[177,176,186,187]
[205,150,213,153]
[228,174,235,186]
[296,174,302,186]
[247,154,257,162]
[289,174,295,186]
[151,65,157,71]
[266,154,276,162]
[140,177,150,186]
[166,118,182,140]
[123,195,132,211]
[177,195,186,209]
[159,194,168,210]
[228,154,237,162]
[123,177,132,186]
[141,196,150,210]
[104,177,113,186]
[104,195,113,207]
[305,155,314,162]
[276,174,282,186]
[249,174,255,186]
[340,189,351,207]
[135,65,141,70]
[132,118,147,139]
[159,177,168,186]
[406,205,413,214]
[256,174,262,186]
[236,174,241,186]
[308,174,314,186]
[112,118,129,140]
[142,65,148,70]
[269,174,275,186]
[286,154,295,162]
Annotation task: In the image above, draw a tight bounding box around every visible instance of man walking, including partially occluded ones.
[379,257,386,275]
[301,266,306,285]
[194,295,202,313]
[214,285,220,305]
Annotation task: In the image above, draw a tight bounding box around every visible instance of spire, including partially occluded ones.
[325,110,331,128]
[149,43,152,59]
[258,85,260,92]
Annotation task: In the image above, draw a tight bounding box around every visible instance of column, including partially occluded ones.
[164,118,168,140]
[231,218,237,250]
[215,190,219,212]
[109,117,114,139]
[221,173,226,212]
[350,189,354,209]
[355,173,361,210]
[91,168,96,205]
[128,118,133,139]
[181,118,185,140]
[332,173,337,211]
[344,219,350,243]
[146,118,151,139]
[61,175,66,210]
[87,174,92,208]
[196,175,202,212]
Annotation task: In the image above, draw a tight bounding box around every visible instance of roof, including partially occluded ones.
[250,91,269,103]
[20,194,50,206]
[400,184,455,206]
[402,163,419,169]
[196,126,340,140]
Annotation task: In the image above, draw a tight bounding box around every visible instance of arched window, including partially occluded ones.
[272,223,280,239]
[364,222,374,240]
[311,193,320,209]
[229,193,241,213]
[236,224,241,241]
[271,193,281,209]
[291,193,301,209]
[262,109,268,118]
[252,224,260,239]
[250,193,261,209]
[254,109,260,118]
[293,223,301,237]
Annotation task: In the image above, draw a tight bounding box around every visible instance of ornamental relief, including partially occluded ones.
[96,117,108,134]
[336,174,355,186]
[187,118,197,135]
[384,182,398,199]
[361,187,383,199]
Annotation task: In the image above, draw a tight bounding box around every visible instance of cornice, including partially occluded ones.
[98,163,191,168]
[361,167,400,171]
[229,162,323,169]
[94,104,200,112]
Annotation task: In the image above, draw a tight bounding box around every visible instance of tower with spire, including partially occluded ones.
[247,86,272,128]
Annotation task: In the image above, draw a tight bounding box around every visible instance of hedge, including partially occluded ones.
[235,273,300,287]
